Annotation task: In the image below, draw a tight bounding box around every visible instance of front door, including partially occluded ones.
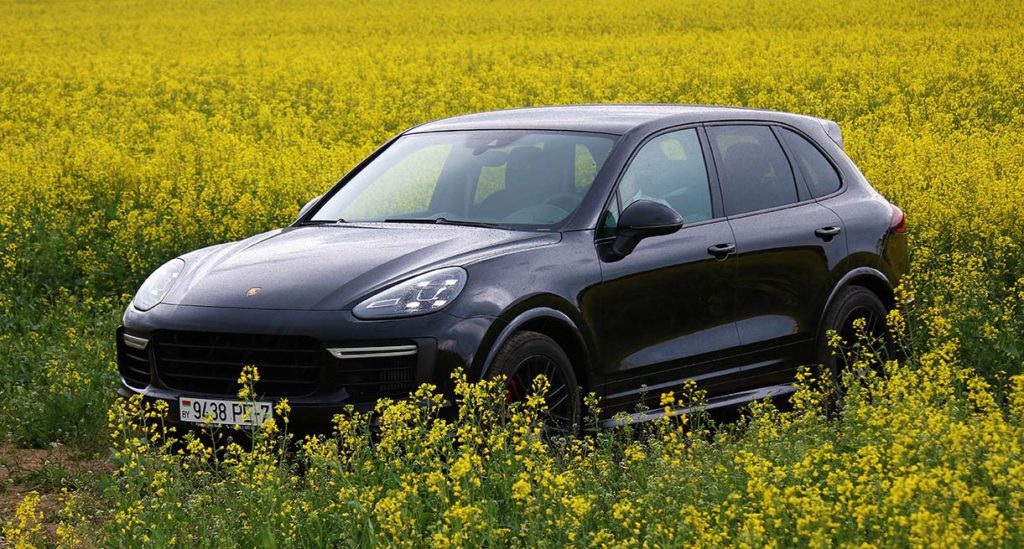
[586,127,740,416]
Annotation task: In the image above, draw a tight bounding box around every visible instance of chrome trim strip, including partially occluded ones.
[601,384,798,428]
[326,345,417,360]
[606,359,781,401]
[123,333,149,351]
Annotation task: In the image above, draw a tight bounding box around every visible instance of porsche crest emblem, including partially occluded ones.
[246,287,262,297]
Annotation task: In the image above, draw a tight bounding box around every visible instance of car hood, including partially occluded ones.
[165,224,559,310]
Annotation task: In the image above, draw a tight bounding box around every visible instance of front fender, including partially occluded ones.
[475,304,592,382]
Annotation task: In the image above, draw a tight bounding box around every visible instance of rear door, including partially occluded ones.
[705,124,847,374]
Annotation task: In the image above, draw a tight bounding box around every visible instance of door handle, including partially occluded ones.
[814,226,842,241]
[707,243,736,259]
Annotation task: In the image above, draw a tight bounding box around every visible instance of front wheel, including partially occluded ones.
[486,331,581,434]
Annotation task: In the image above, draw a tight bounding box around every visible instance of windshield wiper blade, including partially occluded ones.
[383,217,503,229]
[301,218,346,225]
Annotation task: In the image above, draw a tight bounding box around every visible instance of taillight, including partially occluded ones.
[890,204,908,234]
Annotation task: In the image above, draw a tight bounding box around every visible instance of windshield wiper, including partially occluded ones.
[382,217,504,229]
[301,218,346,225]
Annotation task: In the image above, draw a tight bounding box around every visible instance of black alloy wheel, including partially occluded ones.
[818,285,891,379]
[487,331,581,434]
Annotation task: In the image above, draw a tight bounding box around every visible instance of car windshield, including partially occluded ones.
[310,130,616,229]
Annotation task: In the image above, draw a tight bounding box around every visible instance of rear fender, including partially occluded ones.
[817,266,894,341]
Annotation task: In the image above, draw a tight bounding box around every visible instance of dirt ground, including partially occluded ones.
[0,445,109,542]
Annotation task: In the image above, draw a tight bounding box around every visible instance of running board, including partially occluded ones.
[601,383,797,428]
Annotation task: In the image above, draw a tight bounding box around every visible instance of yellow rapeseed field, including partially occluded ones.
[1,0,1023,546]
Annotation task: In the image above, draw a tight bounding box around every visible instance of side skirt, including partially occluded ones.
[600,383,798,428]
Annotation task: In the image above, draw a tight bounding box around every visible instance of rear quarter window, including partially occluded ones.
[778,127,842,198]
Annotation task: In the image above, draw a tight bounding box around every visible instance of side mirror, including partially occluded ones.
[296,195,323,221]
[608,200,683,259]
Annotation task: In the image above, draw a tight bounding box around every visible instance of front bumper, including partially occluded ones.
[117,303,498,434]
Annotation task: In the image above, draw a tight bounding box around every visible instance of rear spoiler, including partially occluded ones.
[818,118,844,149]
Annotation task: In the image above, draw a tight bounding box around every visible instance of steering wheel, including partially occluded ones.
[542,192,582,212]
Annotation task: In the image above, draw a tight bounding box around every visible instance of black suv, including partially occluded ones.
[118,105,909,431]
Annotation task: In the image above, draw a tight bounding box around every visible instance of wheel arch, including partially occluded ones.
[477,306,593,392]
[818,266,895,340]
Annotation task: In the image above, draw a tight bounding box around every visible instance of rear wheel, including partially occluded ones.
[817,285,890,379]
[486,331,581,434]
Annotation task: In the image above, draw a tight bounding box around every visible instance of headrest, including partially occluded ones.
[505,147,558,193]
[723,142,774,178]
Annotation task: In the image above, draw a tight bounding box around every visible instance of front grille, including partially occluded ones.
[149,330,421,400]
[152,331,324,397]
[117,331,151,389]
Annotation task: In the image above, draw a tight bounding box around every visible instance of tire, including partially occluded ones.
[816,285,890,379]
[486,331,581,434]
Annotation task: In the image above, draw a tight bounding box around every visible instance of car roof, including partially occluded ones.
[406,104,828,135]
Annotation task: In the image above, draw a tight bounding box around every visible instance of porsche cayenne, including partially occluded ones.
[117,105,909,432]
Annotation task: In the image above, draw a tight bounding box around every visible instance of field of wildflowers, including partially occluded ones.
[1,0,1023,546]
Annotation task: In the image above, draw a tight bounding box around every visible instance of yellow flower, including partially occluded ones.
[3,492,44,548]
[512,477,532,501]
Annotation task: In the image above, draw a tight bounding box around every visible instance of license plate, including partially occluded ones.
[178,397,272,427]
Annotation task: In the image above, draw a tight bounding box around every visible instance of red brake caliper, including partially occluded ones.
[505,378,518,404]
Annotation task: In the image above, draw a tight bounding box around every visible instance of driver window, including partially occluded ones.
[616,129,712,224]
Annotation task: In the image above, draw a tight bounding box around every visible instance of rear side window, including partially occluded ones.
[707,125,798,216]
[778,128,841,198]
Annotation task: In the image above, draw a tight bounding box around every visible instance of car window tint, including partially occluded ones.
[342,143,450,219]
[312,131,615,228]
[474,162,508,204]
[575,144,598,189]
[473,140,608,203]
[778,127,841,198]
[599,193,620,238]
[470,143,561,208]
[615,128,712,224]
[708,125,798,216]
[466,135,612,223]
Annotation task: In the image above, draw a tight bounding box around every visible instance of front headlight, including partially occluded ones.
[353,267,467,320]
[133,258,185,311]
